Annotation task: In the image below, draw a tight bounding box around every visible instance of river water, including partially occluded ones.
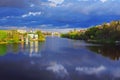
[0,37,120,80]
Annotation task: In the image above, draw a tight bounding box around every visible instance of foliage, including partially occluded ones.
[11,30,20,43]
[0,30,7,42]
[0,29,46,43]
[0,44,7,56]
[61,21,120,43]
[61,29,86,40]
[36,30,45,41]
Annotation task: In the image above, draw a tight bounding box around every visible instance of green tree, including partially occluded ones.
[36,30,45,41]
[0,30,7,42]
[11,30,20,43]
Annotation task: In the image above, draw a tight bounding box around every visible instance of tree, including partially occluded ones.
[36,30,45,41]
[0,30,7,42]
[11,30,20,43]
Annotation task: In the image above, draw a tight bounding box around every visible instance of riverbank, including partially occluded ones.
[86,39,119,44]
[0,29,46,44]
[0,39,46,44]
[61,21,120,44]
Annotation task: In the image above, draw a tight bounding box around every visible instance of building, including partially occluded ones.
[27,33,38,41]
[17,30,27,34]
[52,32,60,37]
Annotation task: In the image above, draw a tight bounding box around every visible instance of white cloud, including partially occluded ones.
[78,0,89,1]
[78,0,107,2]
[48,0,64,7]
[61,3,73,7]
[0,16,16,21]
[49,3,57,7]
[76,65,106,74]
[48,0,64,5]
[46,62,69,77]
[100,0,107,3]
[22,12,42,18]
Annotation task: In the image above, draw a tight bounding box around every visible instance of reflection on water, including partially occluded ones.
[0,37,120,80]
[29,41,39,57]
[0,41,44,57]
[46,62,69,78]
[0,44,7,56]
[76,65,106,74]
[87,45,120,60]
[13,43,19,53]
[35,41,38,53]
[30,41,34,54]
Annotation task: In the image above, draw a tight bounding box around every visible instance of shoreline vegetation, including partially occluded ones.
[61,20,120,44]
[0,29,46,44]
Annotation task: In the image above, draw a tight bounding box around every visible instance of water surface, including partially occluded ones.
[0,37,120,80]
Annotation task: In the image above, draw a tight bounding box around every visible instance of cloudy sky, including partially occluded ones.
[0,0,120,29]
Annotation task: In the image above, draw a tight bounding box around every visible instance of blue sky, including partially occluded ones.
[0,0,120,29]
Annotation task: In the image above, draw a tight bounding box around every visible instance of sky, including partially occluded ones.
[0,0,120,30]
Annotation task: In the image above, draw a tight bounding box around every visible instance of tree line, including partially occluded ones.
[61,21,120,43]
[0,30,45,43]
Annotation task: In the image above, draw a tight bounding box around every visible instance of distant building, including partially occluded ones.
[52,32,60,37]
[17,30,27,34]
[34,34,38,40]
[27,33,38,40]
[28,34,34,39]
[78,29,86,33]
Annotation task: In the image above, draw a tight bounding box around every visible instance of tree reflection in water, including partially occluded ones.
[0,41,44,57]
[87,45,120,61]
[0,44,7,56]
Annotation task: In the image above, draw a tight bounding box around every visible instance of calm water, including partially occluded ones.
[0,37,120,80]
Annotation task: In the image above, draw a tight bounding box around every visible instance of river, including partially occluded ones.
[0,37,120,80]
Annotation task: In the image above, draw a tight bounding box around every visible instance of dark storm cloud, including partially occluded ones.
[0,0,41,8]
[0,0,120,28]
[0,0,27,8]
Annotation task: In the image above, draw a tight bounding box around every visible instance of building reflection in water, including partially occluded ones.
[21,42,24,51]
[29,41,41,57]
[0,41,44,57]
[30,41,34,54]
[35,41,38,53]
[20,40,44,57]
[29,41,39,54]
[87,45,120,61]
